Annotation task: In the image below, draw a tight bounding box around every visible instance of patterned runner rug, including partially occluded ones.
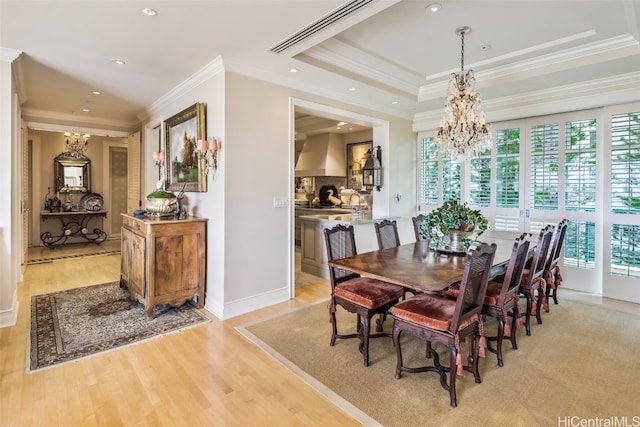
[29,282,209,372]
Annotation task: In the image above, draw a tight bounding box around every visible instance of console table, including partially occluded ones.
[40,210,108,248]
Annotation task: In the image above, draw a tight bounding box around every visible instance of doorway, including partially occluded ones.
[290,98,388,297]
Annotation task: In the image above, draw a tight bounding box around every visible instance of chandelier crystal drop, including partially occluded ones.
[436,26,491,160]
[64,132,90,157]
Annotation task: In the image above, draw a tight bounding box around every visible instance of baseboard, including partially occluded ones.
[0,293,18,328]
[207,286,290,320]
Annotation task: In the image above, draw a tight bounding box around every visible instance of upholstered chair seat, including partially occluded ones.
[325,224,405,367]
[390,242,496,407]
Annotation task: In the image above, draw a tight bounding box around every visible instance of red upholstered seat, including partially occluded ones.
[441,233,530,367]
[543,219,568,309]
[325,224,405,367]
[335,277,405,309]
[519,225,554,336]
[391,293,456,331]
[390,242,497,408]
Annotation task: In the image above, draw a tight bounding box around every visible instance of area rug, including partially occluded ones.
[29,282,209,372]
[237,295,639,427]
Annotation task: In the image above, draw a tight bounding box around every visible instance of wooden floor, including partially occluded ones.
[0,242,356,426]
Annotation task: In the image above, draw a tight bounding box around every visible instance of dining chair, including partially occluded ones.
[374,219,401,250]
[519,224,555,335]
[390,242,496,408]
[443,233,530,367]
[544,219,568,309]
[411,214,428,242]
[324,224,405,367]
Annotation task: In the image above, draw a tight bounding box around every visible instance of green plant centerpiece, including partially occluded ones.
[420,198,489,252]
[145,181,176,216]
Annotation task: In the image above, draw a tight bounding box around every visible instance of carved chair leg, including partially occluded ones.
[361,315,372,367]
[509,308,518,350]
[496,314,505,367]
[392,323,403,379]
[535,288,544,324]
[448,343,458,408]
[329,309,338,346]
[521,292,532,336]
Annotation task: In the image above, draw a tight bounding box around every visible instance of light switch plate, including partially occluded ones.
[273,197,289,208]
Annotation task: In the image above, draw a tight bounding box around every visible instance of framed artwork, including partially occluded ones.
[346,141,372,190]
[164,102,207,192]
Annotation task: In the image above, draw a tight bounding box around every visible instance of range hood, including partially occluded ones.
[295,133,346,177]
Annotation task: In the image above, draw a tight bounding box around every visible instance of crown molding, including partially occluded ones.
[418,34,639,99]
[0,47,21,62]
[223,57,415,121]
[22,108,138,134]
[413,71,640,132]
[140,55,225,122]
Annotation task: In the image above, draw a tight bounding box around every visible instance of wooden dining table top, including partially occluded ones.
[328,231,532,294]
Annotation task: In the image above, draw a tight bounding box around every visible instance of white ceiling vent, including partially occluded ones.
[270,0,373,54]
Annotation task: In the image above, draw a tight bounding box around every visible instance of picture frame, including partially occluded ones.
[346,141,372,190]
[164,102,207,192]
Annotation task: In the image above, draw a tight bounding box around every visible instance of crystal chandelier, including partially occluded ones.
[64,132,90,157]
[436,26,491,160]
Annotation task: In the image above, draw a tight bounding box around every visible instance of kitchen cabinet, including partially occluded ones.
[120,213,207,319]
[295,207,351,246]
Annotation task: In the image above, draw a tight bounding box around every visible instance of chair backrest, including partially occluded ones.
[450,242,497,332]
[523,225,555,287]
[545,219,568,272]
[412,215,428,242]
[497,232,531,303]
[375,219,401,250]
[324,224,359,286]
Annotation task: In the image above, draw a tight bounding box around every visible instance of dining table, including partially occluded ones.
[328,230,533,294]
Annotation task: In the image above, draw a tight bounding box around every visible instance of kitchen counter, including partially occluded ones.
[298,213,401,279]
[294,207,353,246]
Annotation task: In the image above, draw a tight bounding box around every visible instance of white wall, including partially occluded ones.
[0,49,20,327]
[139,66,415,320]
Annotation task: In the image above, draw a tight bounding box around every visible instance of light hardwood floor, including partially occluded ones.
[1,243,357,426]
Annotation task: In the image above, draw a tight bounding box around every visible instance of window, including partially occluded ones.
[442,158,460,202]
[564,119,596,212]
[564,220,596,269]
[418,137,439,205]
[611,224,640,278]
[610,112,640,214]
[469,147,491,207]
[494,128,520,208]
[530,124,559,210]
[418,137,461,205]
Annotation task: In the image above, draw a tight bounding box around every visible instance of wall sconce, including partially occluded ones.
[153,151,165,167]
[197,137,220,176]
[362,145,383,192]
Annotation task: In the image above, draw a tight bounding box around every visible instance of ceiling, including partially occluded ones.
[2,0,639,135]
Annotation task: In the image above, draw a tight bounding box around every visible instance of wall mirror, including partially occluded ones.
[55,152,91,193]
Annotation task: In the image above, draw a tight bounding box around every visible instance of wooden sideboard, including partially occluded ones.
[120,213,207,319]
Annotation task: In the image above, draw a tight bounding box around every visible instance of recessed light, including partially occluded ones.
[141,8,158,16]
[391,101,399,105]
[92,90,101,95]
[289,68,299,73]
[426,3,441,13]
[111,59,126,65]
[82,108,90,112]
[348,87,356,92]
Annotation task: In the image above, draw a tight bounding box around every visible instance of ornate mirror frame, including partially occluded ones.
[55,152,91,193]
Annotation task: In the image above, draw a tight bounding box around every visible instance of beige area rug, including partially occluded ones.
[237,294,639,426]
[29,282,209,372]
